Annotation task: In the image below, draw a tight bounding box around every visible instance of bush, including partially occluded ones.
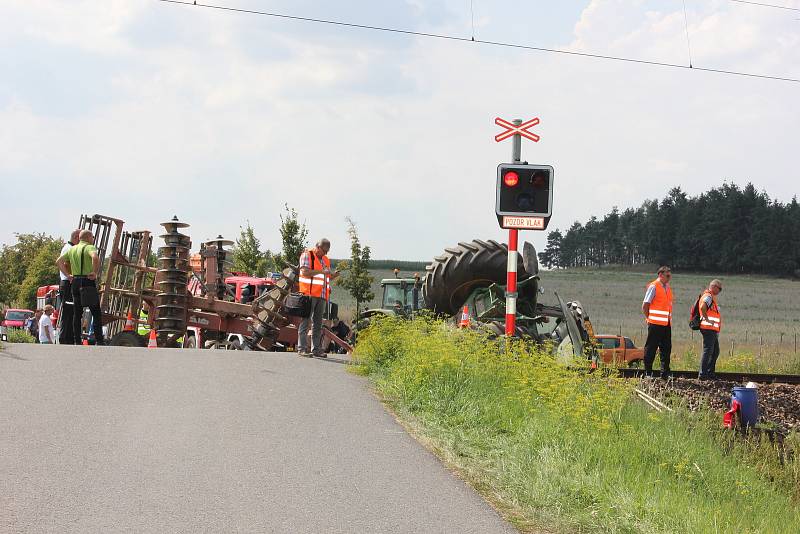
[5,328,36,343]
[355,316,800,533]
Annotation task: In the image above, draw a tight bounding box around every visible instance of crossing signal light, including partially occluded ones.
[495,163,554,230]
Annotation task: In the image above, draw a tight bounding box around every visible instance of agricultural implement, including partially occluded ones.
[75,213,351,353]
[356,239,595,358]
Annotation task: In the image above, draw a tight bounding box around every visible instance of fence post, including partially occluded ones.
[745,330,748,343]
[759,335,763,359]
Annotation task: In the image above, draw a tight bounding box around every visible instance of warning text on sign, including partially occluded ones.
[502,216,545,230]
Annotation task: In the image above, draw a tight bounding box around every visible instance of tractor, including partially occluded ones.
[354,239,595,359]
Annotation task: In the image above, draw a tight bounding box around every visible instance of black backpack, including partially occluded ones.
[688,293,702,331]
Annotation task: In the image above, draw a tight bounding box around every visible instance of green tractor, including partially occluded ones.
[356,271,425,330]
[355,239,595,360]
[422,239,595,360]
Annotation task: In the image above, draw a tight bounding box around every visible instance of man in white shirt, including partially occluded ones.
[38,305,55,344]
[57,229,81,344]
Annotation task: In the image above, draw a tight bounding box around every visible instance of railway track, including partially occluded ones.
[616,368,800,385]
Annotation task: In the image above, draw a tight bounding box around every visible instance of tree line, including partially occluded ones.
[538,183,800,277]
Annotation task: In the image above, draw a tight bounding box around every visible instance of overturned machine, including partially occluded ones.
[356,239,594,359]
[423,239,595,358]
[77,213,351,352]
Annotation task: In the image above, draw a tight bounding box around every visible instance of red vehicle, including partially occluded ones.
[595,335,645,366]
[1,308,35,329]
[37,285,60,323]
[185,275,275,349]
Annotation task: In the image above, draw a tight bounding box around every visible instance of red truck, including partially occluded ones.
[595,335,645,366]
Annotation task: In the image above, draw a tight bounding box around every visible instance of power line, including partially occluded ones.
[157,0,800,84]
[730,0,800,12]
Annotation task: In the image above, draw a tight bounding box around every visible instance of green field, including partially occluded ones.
[334,266,800,373]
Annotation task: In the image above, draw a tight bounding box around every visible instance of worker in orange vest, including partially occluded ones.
[297,239,339,358]
[641,266,673,379]
[698,279,723,380]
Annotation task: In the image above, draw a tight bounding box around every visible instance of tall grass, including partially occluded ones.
[355,316,800,533]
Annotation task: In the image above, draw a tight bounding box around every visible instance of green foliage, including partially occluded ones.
[541,184,800,276]
[365,260,428,271]
[355,316,800,533]
[16,240,63,308]
[6,328,36,343]
[277,204,309,268]
[232,221,274,276]
[0,233,63,307]
[335,217,374,319]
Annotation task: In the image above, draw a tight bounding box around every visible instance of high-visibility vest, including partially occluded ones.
[645,279,673,326]
[699,291,722,332]
[137,310,151,336]
[298,251,331,299]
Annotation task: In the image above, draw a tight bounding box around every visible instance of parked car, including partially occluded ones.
[2,308,35,329]
[595,335,644,366]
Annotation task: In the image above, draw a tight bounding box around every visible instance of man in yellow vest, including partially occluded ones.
[698,279,723,380]
[641,266,673,378]
[297,239,339,357]
[57,229,104,345]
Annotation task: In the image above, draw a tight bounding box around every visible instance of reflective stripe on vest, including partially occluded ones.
[700,291,722,332]
[298,252,331,299]
[646,279,673,326]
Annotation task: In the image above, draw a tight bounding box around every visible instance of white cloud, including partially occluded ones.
[0,1,797,263]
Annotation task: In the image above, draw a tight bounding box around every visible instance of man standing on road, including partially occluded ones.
[57,230,105,346]
[56,229,81,344]
[641,266,673,379]
[297,239,339,358]
[27,309,42,339]
[698,279,723,380]
[38,305,55,344]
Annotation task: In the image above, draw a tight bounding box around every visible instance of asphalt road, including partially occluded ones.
[0,343,514,534]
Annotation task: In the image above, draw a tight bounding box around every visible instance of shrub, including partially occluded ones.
[6,328,36,343]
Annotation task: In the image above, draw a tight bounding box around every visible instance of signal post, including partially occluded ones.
[494,117,553,336]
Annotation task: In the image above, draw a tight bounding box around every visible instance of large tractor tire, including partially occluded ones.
[423,239,535,316]
[109,331,147,347]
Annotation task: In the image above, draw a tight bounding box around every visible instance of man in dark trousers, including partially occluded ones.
[641,266,673,379]
[56,229,81,344]
[698,279,724,379]
[57,230,104,345]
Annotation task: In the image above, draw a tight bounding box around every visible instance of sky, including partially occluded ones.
[1,0,798,261]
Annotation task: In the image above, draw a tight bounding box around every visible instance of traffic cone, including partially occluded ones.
[459,305,470,328]
[147,329,158,349]
[123,310,135,332]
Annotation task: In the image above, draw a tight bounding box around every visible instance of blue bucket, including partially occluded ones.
[732,387,759,427]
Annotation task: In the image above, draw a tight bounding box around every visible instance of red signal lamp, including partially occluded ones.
[503,171,519,187]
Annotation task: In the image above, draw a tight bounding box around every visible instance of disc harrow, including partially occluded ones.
[155,216,192,340]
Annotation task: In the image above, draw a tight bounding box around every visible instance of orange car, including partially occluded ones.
[595,335,644,366]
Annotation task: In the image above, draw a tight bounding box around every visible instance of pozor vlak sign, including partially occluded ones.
[495,163,554,230]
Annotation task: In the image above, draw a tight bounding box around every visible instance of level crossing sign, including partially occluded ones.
[494,117,540,143]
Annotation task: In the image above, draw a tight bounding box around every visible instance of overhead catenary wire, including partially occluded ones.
[730,0,800,12]
[157,0,800,84]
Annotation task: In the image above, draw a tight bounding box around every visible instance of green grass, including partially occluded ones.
[335,266,800,373]
[355,316,800,533]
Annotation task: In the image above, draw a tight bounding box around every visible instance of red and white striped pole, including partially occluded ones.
[506,119,523,337]
[506,228,518,336]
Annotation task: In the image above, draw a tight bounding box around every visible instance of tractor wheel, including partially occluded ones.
[109,331,147,347]
[423,239,535,316]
